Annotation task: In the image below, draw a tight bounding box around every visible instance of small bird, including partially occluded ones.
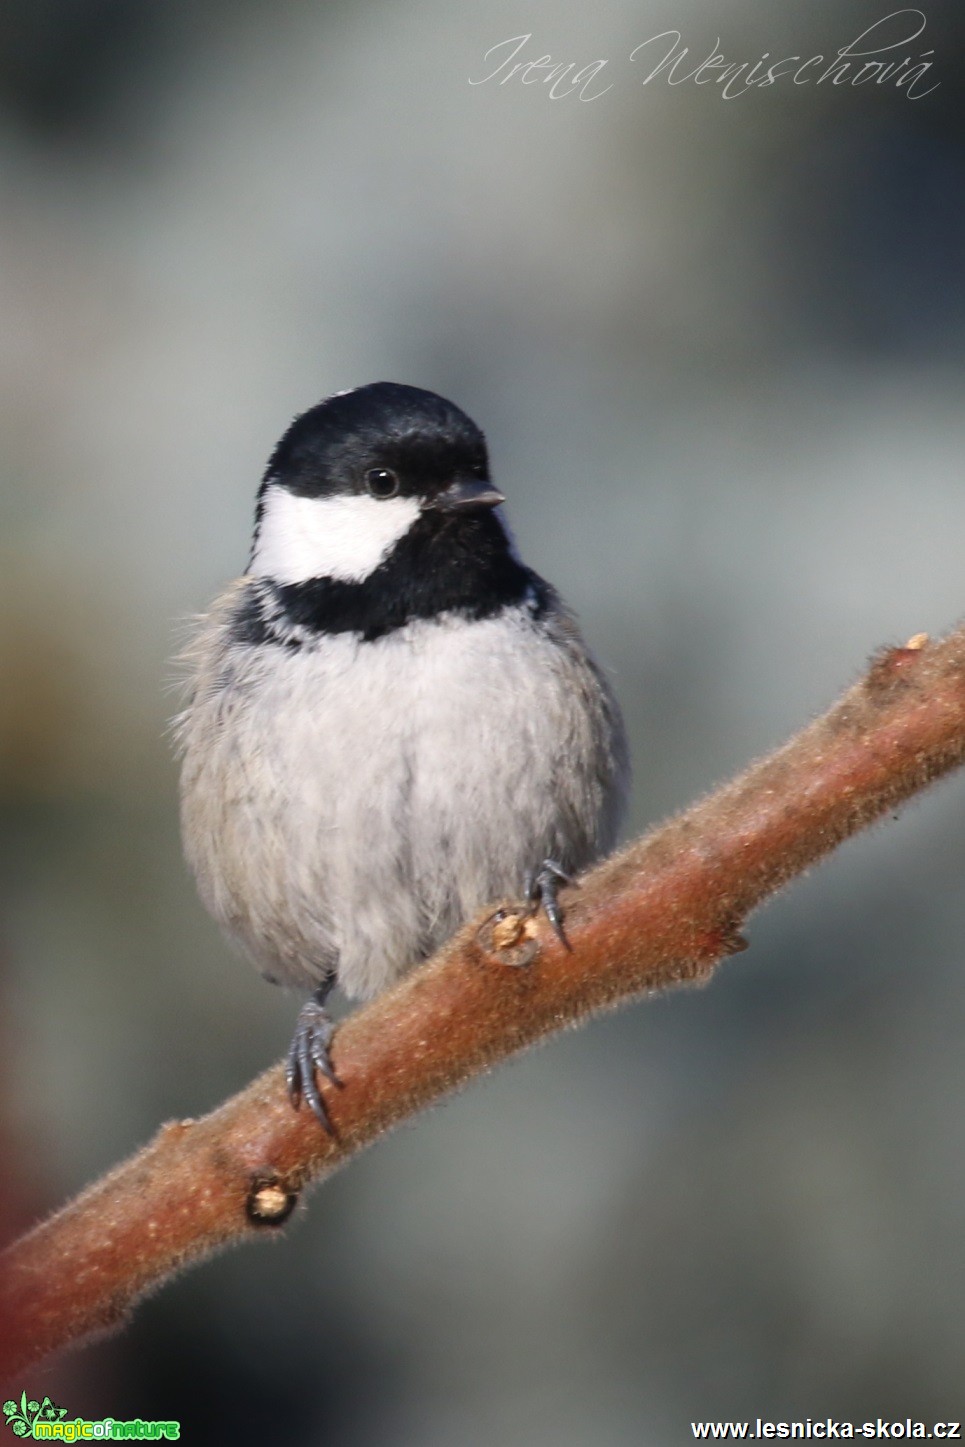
[176,383,629,1126]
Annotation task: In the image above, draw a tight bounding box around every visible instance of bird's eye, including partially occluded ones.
[366,468,400,500]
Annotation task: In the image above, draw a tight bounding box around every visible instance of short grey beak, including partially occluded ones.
[425,477,506,512]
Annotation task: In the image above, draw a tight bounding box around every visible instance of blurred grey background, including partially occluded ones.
[2,0,964,1441]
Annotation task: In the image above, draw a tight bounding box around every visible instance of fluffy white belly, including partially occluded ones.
[180,604,619,999]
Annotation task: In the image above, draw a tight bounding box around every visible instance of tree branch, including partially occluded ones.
[3,627,965,1378]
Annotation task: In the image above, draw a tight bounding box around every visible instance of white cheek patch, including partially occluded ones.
[250,485,422,584]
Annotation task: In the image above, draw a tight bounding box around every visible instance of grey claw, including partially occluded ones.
[286,989,339,1131]
[523,858,578,952]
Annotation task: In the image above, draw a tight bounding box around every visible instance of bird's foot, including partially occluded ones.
[523,859,578,952]
[286,986,340,1130]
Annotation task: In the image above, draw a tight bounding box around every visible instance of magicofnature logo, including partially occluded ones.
[3,1393,180,1441]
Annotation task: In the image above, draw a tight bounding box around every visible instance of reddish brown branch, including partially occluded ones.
[3,627,965,1377]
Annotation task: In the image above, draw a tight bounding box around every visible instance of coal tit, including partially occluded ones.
[176,383,629,1126]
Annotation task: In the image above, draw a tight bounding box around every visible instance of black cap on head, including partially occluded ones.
[262,382,491,504]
